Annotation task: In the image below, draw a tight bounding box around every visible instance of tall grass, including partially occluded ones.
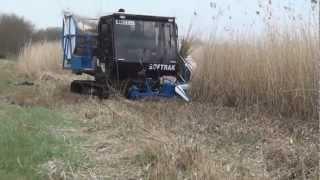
[17,41,62,79]
[191,27,318,119]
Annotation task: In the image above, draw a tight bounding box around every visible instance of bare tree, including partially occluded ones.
[0,14,34,58]
[32,27,61,42]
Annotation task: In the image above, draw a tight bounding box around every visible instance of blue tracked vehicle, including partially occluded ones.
[62,9,192,101]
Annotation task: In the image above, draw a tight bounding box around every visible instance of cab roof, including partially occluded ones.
[101,13,176,22]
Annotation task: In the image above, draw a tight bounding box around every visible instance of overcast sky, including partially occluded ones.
[1,0,318,35]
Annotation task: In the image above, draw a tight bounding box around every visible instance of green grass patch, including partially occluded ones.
[0,104,83,180]
[0,60,16,94]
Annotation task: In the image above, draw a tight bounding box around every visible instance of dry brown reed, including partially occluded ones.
[191,27,318,119]
[16,41,62,79]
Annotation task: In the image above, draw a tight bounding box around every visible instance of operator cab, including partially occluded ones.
[98,11,179,80]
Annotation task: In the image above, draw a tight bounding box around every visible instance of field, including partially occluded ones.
[0,31,318,180]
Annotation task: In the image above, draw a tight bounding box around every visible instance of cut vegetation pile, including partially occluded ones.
[191,27,318,119]
[64,100,318,179]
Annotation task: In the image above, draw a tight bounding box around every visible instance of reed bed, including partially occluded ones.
[16,41,62,79]
[191,28,318,118]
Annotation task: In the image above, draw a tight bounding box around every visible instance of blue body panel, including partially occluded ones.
[62,15,96,72]
[159,83,176,97]
[70,56,94,71]
[128,80,176,100]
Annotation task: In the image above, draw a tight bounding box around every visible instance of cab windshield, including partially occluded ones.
[114,19,177,64]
